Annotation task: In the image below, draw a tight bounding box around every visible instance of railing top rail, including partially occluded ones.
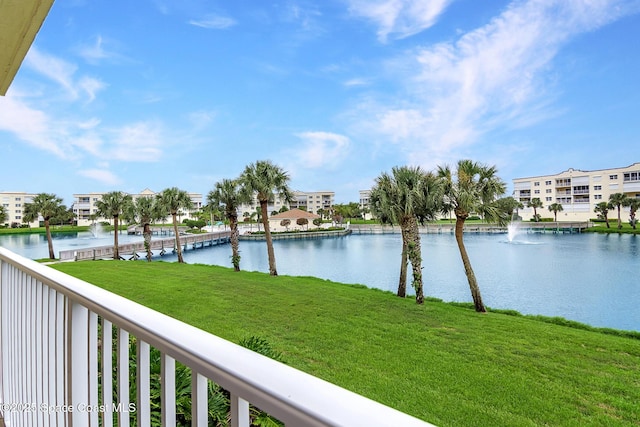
[0,247,433,426]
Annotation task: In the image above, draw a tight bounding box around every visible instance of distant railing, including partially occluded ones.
[0,248,433,427]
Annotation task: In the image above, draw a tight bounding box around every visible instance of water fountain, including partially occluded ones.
[507,221,522,243]
[90,222,105,238]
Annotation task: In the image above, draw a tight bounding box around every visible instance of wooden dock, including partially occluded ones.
[58,231,232,261]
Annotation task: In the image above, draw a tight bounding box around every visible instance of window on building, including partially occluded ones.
[623,172,639,182]
[609,174,618,180]
[546,189,552,193]
[594,185,602,190]
[15,204,21,207]
[594,195,602,200]
[534,190,540,194]
[545,197,552,202]
[534,182,540,186]
[15,198,21,201]
[545,180,552,185]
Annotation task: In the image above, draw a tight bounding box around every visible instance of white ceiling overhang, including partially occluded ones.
[0,0,55,95]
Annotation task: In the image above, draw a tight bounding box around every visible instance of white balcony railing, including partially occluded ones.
[0,248,433,427]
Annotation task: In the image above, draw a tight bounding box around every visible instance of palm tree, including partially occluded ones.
[624,197,640,229]
[22,193,66,259]
[594,201,612,228]
[547,202,564,222]
[95,191,133,260]
[495,197,524,221]
[156,187,194,263]
[126,196,164,261]
[207,179,249,272]
[239,160,294,276]
[609,193,628,230]
[369,166,441,304]
[527,198,544,222]
[0,205,7,225]
[437,160,507,313]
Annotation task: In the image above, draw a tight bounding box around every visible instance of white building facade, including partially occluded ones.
[0,191,37,227]
[238,190,335,219]
[513,163,640,222]
[73,189,203,226]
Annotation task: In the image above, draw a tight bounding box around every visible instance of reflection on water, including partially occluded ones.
[1,231,638,331]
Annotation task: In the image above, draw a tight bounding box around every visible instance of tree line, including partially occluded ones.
[14,159,516,315]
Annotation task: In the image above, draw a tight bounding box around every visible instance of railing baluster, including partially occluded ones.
[89,311,99,426]
[102,319,114,427]
[47,288,57,426]
[69,301,89,426]
[191,372,207,426]
[35,280,44,427]
[118,328,130,427]
[18,271,27,426]
[230,394,250,427]
[161,354,176,427]
[0,261,9,421]
[55,292,66,426]
[137,340,151,426]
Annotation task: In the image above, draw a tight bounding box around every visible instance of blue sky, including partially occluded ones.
[1,0,639,205]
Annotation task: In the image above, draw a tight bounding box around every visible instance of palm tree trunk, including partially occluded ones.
[113,216,120,260]
[454,216,486,312]
[44,219,55,259]
[617,208,622,229]
[397,235,407,298]
[403,216,424,305]
[143,222,152,262]
[230,215,240,272]
[173,213,184,263]
[261,202,277,276]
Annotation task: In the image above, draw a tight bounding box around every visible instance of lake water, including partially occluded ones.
[1,229,638,332]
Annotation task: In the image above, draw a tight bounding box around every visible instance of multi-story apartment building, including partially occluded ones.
[513,163,640,221]
[359,190,372,220]
[238,190,335,218]
[0,191,38,227]
[72,188,203,226]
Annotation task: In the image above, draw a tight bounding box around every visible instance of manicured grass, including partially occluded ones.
[585,222,640,234]
[52,261,640,426]
[0,225,90,235]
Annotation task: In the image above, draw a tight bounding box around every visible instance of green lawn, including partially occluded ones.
[52,261,640,426]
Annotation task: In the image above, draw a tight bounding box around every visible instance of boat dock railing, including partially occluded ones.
[58,231,232,261]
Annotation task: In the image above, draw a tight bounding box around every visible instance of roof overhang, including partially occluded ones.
[0,0,55,96]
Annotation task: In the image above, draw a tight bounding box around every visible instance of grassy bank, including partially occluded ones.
[0,225,90,235]
[585,222,640,234]
[51,261,639,426]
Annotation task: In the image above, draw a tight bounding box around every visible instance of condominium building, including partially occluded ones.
[512,163,640,221]
[0,191,38,227]
[73,188,203,226]
[359,190,372,220]
[238,190,335,218]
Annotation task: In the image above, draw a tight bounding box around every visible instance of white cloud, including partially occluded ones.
[25,47,79,98]
[108,121,164,161]
[347,0,453,42]
[187,110,217,130]
[78,169,122,186]
[292,131,350,169]
[0,96,66,157]
[25,47,105,102]
[344,78,370,87]
[77,35,109,64]
[350,0,640,166]
[189,14,237,29]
